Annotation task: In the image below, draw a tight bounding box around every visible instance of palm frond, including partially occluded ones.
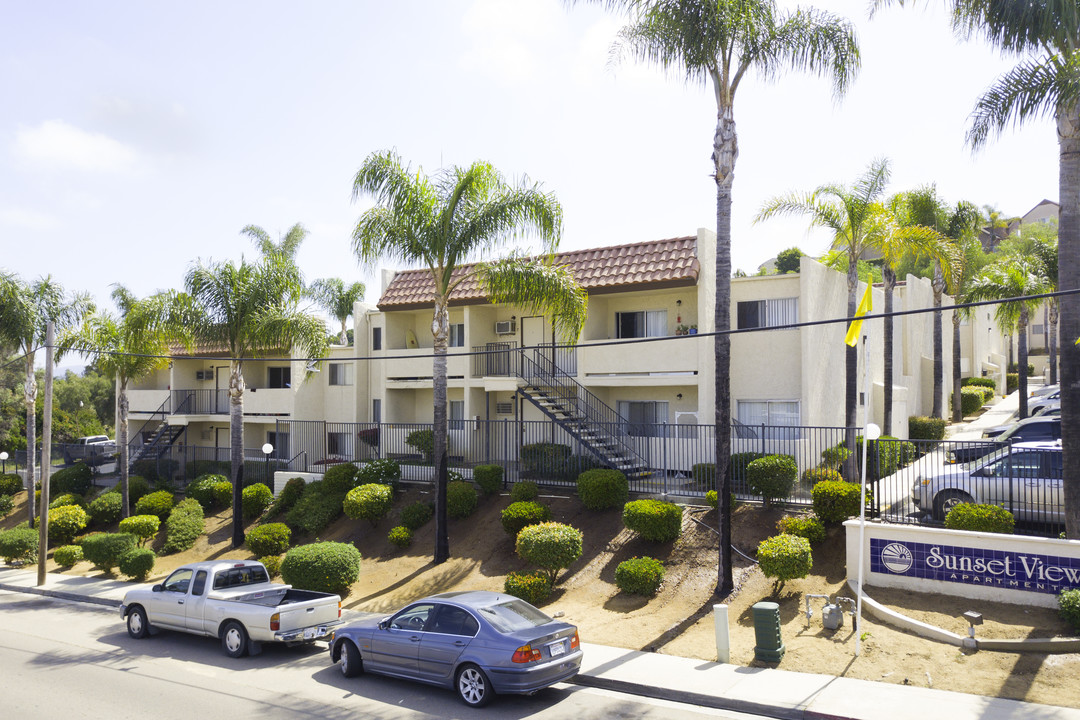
[968,55,1074,149]
[479,259,588,341]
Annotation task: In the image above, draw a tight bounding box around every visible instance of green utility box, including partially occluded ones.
[752,601,785,662]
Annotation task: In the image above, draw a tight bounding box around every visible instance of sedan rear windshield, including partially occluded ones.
[478,599,553,633]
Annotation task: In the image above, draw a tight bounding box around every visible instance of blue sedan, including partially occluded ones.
[329,590,582,707]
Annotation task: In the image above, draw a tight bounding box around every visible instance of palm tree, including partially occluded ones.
[964,257,1048,419]
[309,278,366,345]
[351,150,587,565]
[1011,226,1060,385]
[945,231,989,422]
[0,274,90,525]
[584,0,859,596]
[58,287,177,518]
[756,158,891,447]
[183,252,329,547]
[243,223,308,262]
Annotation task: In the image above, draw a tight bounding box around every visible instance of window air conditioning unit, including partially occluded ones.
[495,319,517,335]
[196,370,212,381]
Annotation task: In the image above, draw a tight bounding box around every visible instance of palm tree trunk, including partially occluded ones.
[1059,104,1080,539]
[712,103,736,598]
[229,360,246,548]
[118,380,130,518]
[432,296,450,564]
[844,262,858,480]
[1018,308,1029,419]
[952,313,963,423]
[339,319,348,346]
[932,263,945,418]
[883,268,895,436]
[23,353,36,526]
[1049,300,1059,385]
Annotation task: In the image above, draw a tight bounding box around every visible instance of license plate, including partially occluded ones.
[304,626,320,640]
[548,641,566,657]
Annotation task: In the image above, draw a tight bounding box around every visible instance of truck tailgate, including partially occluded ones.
[276,596,340,633]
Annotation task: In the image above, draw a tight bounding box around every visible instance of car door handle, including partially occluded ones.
[178,600,185,605]
[454,641,466,647]
[410,636,422,642]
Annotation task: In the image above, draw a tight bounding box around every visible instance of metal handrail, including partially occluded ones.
[128,395,170,454]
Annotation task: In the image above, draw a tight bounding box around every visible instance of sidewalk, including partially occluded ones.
[2,566,1078,720]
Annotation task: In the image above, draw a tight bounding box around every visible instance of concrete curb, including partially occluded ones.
[0,581,121,609]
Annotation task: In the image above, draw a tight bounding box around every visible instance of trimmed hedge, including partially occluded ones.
[957,386,987,416]
[521,442,571,473]
[388,525,412,548]
[0,494,13,518]
[746,455,798,506]
[0,473,22,496]
[944,503,1016,534]
[0,527,39,563]
[265,476,307,518]
[855,436,917,483]
[405,429,435,463]
[80,532,137,572]
[820,444,850,470]
[706,490,718,509]
[515,522,583,585]
[343,483,394,525]
[447,481,478,519]
[811,480,862,524]
[287,480,347,536]
[757,534,813,586]
[776,515,826,544]
[357,459,401,490]
[49,493,86,510]
[260,555,282,578]
[130,458,178,484]
[622,500,683,543]
[88,492,122,526]
[322,462,359,493]
[48,505,89,546]
[134,490,175,521]
[510,481,539,502]
[186,474,229,510]
[281,541,361,596]
[802,467,842,487]
[118,514,160,546]
[963,376,996,391]
[615,556,665,596]
[1006,372,1019,395]
[119,547,156,581]
[51,463,94,496]
[246,522,292,556]
[503,570,552,605]
[473,465,503,495]
[242,483,274,519]
[54,544,84,567]
[1059,589,1080,633]
[909,416,947,441]
[400,500,433,531]
[577,469,629,511]
[501,501,552,537]
[161,498,205,554]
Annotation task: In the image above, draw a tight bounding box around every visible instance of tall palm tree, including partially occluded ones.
[243,223,308,262]
[964,257,1048,419]
[58,287,178,518]
[183,252,329,547]
[1015,226,1060,385]
[876,0,1080,536]
[309,278,366,345]
[583,0,859,596]
[0,274,90,525]
[351,150,587,565]
[756,158,891,447]
[945,232,990,421]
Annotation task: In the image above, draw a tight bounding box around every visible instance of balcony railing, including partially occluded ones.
[171,389,229,415]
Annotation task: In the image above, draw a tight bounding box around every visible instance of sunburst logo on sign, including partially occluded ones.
[881,542,913,574]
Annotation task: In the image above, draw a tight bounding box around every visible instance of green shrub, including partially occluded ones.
[388,525,412,548]
[118,514,160,546]
[576,469,629,511]
[242,483,274,519]
[88,491,122,526]
[186,474,229,510]
[706,490,718,508]
[260,555,282,578]
[49,493,86,510]
[131,458,178,485]
[776,515,826,544]
[820,444,850,470]
[956,386,987,416]
[515,522,583,585]
[473,465,503,495]
[265,477,307,518]
[855,436,917,482]
[322,462,359,493]
[447,480,478,519]
[802,467,843,487]
[80,532,137,572]
[400,500,434,531]
[51,463,94,496]
[730,452,769,484]
[757,534,813,587]
[1008,361,1035,375]
[521,442,571,473]
[53,544,83,567]
[161,498,205,554]
[908,416,947,441]
[811,480,863,524]
[357,459,401,490]
[286,480,347,536]
[134,490,175,521]
[343,483,394,525]
[0,527,39,563]
[622,500,683,543]
[746,455,798,506]
[108,476,152,504]
[978,386,995,404]
[281,541,361,596]
[211,481,233,509]
[0,494,12,518]
[503,570,552,605]
[944,503,1016,534]
[510,481,539,502]
[247,522,292,556]
[963,376,996,391]
[0,473,22,496]
[615,556,665,596]
[48,505,89,546]
[692,463,715,487]
[1058,589,1080,633]
[405,429,435,463]
[118,547,156,581]
[1006,372,1019,395]
[501,501,552,537]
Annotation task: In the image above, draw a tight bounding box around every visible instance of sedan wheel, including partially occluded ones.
[456,664,492,707]
[339,640,362,678]
[934,490,973,521]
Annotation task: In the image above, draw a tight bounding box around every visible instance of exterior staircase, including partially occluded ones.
[127,396,187,468]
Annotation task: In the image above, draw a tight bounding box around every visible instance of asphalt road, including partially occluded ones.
[0,591,765,720]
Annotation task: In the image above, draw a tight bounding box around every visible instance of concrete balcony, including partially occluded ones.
[578,337,698,386]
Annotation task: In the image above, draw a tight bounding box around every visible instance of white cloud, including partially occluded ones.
[0,206,61,231]
[13,120,140,173]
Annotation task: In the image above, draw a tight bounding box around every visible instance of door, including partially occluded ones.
[418,604,477,681]
[149,568,193,630]
[215,366,229,414]
[367,602,435,674]
[184,569,210,633]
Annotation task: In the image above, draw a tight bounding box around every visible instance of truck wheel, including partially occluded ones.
[221,621,249,658]
[339,639,362,678]
[126,606,150,640]
[933,490,973,521]
[456,663,493,707]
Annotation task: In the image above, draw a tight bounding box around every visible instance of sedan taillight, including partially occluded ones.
[512,644,542,663]
[569,631,579,650]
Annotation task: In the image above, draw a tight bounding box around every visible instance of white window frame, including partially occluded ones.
[449,323,465,347]
[736,400,801,439]
[328,362,354,386]
[615,310,667,339]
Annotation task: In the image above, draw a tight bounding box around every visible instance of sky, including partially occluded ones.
[1,0,1060,330]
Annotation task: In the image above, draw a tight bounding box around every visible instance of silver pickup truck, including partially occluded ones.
[120,560,342,657]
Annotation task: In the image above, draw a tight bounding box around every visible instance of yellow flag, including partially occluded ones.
[845,283,872,347]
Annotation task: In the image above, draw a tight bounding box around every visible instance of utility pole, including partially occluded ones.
[37,321,54,586]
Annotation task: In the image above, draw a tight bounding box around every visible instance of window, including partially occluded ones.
[390,603,436,630]
[737,298,798,329]
[617,400,669,437]
[268,366,291,388]
[449,323,465,347]
[372,327,382,351]
[327,431,351,456]
[449,400,465,430]
[162,569,193,594]
[736,400,800,439]
[191,570,207,597]
[616,310,667,339]
[429,605,480,636]
[1032,324,1045,335]
[329,362,353,386]
[372,399,382,424]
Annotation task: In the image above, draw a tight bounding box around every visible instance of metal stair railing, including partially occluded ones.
[128,393,192,468]
[516,346,648,474]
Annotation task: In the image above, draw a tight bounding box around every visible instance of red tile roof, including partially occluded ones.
[377,235,699,308]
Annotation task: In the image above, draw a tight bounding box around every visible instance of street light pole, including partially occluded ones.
[0,451,7,474]
[262,443,273,488]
